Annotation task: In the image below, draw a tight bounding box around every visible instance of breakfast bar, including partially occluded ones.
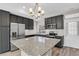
[11,36,60,56]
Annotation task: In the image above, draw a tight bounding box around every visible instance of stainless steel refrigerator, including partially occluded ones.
[10,23,25,51]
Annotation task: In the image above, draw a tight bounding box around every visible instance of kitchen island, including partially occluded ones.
[11,36,60,56]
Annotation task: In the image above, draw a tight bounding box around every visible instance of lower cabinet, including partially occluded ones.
[55,36,64,48]
[0,27,10,53]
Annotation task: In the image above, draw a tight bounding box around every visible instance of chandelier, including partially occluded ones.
[29,3,44,19]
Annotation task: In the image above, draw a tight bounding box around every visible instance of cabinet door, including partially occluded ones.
[31,19,33,29]
[27,19,30,29]
[17,16,23,24]
[1,11,10,26]
[56,15,64,29]
[31,19,34,29]
[45,19,47,27]
[28,19,33,29]
[1,27,10,52]
[0,27,2,53]
[46,18,52,24]
[0,11,2,26]
[51,17,56,29]
[21,17,24,24]
[22,18,25,24]
[10,14,17,23]
[25,19,28,29]
[45,18,51,29]
[45,17,56,29]
[51,17,56,24]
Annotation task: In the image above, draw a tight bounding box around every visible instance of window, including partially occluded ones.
[68,22,77,35]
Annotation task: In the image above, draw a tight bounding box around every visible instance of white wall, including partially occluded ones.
[36,18,45,33]
[64,12,79,48]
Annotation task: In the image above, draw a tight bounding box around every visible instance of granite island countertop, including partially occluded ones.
[11,36,60,56]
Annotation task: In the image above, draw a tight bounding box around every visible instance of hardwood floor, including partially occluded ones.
[0,50,21,56]
[0,47,79,56]
[52,47,79,56]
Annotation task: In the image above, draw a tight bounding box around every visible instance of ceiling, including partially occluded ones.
[0,3,79,19]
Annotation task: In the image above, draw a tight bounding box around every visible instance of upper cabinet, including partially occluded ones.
[17,16,24,24]
[28,19,34,29]
[56,15,64,29]
[10,14,17,23]
[45,15,64,29]
[0,10,10,26]
[10,14,34,29]
[10,14,23,24]
[45,17,56,29]
[24,18,29,29]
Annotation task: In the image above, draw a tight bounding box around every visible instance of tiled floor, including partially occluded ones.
[0,47,79,56]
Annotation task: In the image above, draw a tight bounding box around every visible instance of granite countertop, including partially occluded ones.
[25,34,64,38]
[11,36,60,56]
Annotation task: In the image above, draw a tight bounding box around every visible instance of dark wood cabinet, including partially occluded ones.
[0,28,2,53]
[0,10,34,53]
[45,17,56,29]
[1,27,10,52]
[56,15,64,29]
[22,18,25,24]
[17,16,23,24]
[0,11,2,26]
[46,18,52,24]
[0,10,10,53]
[1,11,10,26]
[55,36,64,48]
[45,18,48,29]
[28,19,33,29]
[51,17,56,24]
[45,15,63,29]
[20,18,33,29]
[10,14,23,24]
[31,19,34,29]
[24,18,29,29]
[10,14,34,29]
[0,10,10,26]
[0,27,10,53]
[51,17,56,29]
[10,14,17,23]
